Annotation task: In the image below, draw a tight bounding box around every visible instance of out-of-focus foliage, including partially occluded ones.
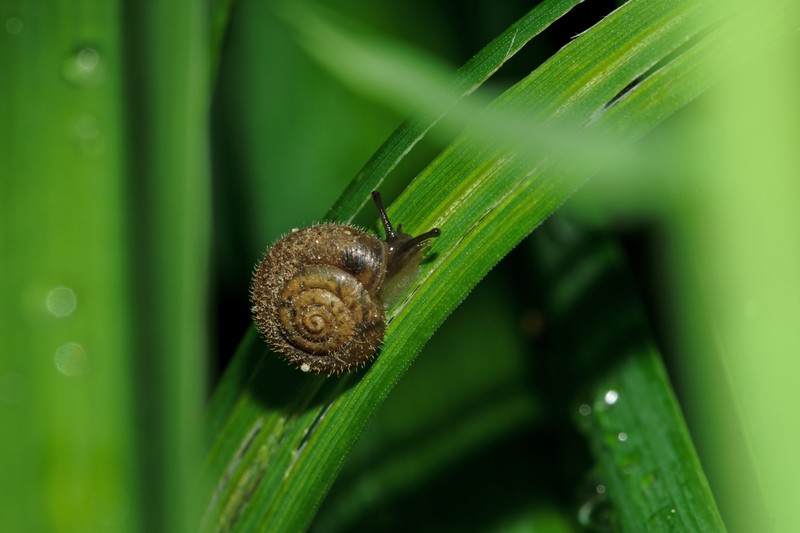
[2,0,798,531]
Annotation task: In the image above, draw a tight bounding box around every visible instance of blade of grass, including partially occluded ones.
[208,0,580,434]
[201,0,741,530]
[281,0,586,222]
[524,220,725,531]
[203,0,580,448]
[2,0,231,529]
[204,0,583,444]
[586,350,723,530]
[0,3,139,531]
[122,2,212,531]
[314,271,543,531]
[666,3,800,530]
[282,0,715,225]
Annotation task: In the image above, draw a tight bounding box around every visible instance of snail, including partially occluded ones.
[250,191,441,375]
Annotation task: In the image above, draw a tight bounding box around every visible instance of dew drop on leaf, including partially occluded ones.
[62,46,102,86]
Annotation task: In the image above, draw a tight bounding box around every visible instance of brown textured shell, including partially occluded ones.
[250,191,441,376]
[250,224,389,375]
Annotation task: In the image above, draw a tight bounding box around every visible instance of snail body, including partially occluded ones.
[250,192,440,375]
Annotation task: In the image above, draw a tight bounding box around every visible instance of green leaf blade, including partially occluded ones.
[202,0,736,530]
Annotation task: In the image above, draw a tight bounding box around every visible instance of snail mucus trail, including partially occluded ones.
[250,191,441,375]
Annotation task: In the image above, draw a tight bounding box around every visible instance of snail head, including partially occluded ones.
[371,191,441,276]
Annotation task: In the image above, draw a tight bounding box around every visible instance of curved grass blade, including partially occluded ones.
[202,0,741,530]
[312,271,545,531]
[524,221,726,531]
[277,0,585,222]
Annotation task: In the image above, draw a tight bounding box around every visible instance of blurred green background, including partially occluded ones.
[2,0,799,531]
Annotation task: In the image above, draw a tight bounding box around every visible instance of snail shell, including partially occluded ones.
[250,191,440,375]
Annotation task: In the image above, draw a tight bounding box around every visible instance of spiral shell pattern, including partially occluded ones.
[251,225,387,374]
[278,264,384,361]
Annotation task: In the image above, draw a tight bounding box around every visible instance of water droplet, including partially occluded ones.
[46,286,77,317]
[577,491,613,530]
[646,505,679,528]
[577,471,615,530]
[0,373,26,404]
[6,17,22,35]
[576,402,594,431]
[62,47,102,86]
[604,389,619,405]
[78,47,99,68]
[55,342,89,376]
[74,116,105,156]
[618,431,628,442]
